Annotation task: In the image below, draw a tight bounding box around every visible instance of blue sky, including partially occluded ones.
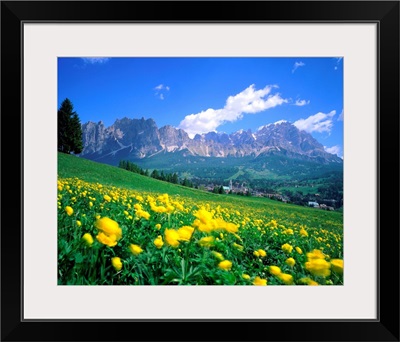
[58,57,343,157]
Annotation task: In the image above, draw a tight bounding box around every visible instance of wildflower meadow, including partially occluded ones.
[58,157,343,286]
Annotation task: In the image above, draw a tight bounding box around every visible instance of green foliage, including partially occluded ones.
[58,98,83,154]
[118,160,147,175]
[181,177,193,188]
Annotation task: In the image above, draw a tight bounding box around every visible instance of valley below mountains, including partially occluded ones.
[78,117,343,208]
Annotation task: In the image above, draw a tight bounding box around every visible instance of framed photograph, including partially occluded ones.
[1,1,399,341]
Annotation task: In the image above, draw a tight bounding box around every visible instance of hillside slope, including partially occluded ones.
[58,152,342,219]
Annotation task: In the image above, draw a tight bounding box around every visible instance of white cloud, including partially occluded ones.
[81,57,110,64]
[154,84,170,100]
[338,109,344,121]
[179,84,288,138]
[294,110,336,134]
[292,61,305,73]
[294,99,310,106]
[324,145,342,157]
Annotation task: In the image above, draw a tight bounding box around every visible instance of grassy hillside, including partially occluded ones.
[58,152,215,201]
[58,152,341,220]
[57,152,343,286]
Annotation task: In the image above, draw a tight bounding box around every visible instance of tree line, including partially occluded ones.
[118,160,194,188]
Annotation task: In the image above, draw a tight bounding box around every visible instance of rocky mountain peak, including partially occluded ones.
[79,116,342,164]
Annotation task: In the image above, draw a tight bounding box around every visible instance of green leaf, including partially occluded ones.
[75,253,84,264]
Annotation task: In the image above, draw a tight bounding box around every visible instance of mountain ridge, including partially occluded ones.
[79,117,343,166]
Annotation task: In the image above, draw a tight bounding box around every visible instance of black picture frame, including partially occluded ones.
[1,1,399,341]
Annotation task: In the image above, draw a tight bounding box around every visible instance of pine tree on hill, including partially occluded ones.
[58,98,83,154]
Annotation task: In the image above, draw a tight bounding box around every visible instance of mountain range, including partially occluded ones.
[79,117,342,165]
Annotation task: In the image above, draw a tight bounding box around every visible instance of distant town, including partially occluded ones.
[118,160,341,211]
[199,179,337,210]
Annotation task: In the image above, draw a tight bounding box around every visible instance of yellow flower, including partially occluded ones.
[212,251,224,261]
[253,276,267,286]
[103,195,111,202]
[218,260,232,271]
[253,250,260,257]
[242,274,250,280]
[96,232,118,247]
[76,220,82,227]
[269,265,282,275]
[89,201,93,207]
[82,233,93,246]
[136,209,150,220]
[269,219,278,228]
[155,223,161,230]
[193,219,214,233]
[295,246,303,254]
[94,217,122,240]
[233,233,242,242]
[277,273,294,285]
[153,235,164,249]
[281,243,293,254]
[224,222,239,233]
[330,259,344,274]
[198,236,215,247]
[306,249,326,260]
[177,226,194,241]
[194,208,214,225]
[129,244,143,255]
[150,202,167,213]
[308,279,319,286]
[285,257,296,267]
[257,249,267,257]
[299,228,308,237]
[233,242,244,251]
[305,259,331,277]
[299,277,319,286]
[111,257,123,271]
[164,228,180,248]
[65,206,73,216]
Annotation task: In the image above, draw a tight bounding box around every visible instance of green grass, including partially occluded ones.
[58,152,342,224]
[58,152,343,285]
[59,152,215,200]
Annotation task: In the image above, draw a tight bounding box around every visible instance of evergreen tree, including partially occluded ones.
[160,171,166,181]
[58,98,83,154]
[150,169,159,179]
[171,173,179,184]
[182,178,191,187]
